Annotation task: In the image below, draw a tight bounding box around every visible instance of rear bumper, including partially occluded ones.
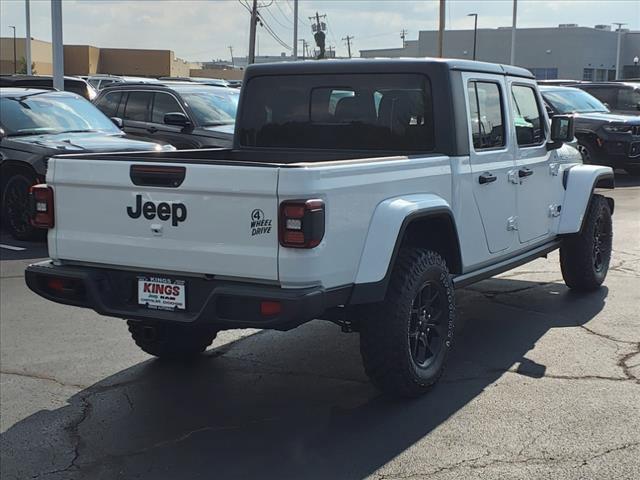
[25,261,351,331]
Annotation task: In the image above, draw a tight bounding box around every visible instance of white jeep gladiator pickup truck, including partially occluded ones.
[26,59,614,397]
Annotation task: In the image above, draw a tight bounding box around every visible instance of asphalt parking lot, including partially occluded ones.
[1,174,638,480]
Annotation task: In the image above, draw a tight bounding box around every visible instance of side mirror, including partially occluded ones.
[0,127,6,141]
[547,115,574,150]
[110,117,124,129]
[164,112,192,128]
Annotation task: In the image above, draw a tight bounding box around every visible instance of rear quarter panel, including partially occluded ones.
[277,156,453,289]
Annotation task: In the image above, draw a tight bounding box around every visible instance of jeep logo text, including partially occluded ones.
[126,194,187,226]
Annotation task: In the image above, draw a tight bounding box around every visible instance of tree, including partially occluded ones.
[16,57,36,75]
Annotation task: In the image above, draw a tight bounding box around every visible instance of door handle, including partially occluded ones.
[146,126,158,134]
[479,172,497,184]
[518,167,534,178]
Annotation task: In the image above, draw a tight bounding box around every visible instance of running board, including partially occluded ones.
[452,240,562,289]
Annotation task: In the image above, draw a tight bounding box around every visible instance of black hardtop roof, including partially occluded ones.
[244,57,534,80]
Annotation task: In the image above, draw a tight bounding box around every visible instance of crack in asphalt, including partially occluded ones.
[373,442,640,479]
[1,369,87,390]
[470,282,640,385]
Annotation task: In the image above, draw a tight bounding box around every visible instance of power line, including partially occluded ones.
[262,4,292,30]
[258,11,292,49]
[274,0,294,26]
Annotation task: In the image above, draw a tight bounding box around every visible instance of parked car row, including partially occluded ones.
[1,78,241,239]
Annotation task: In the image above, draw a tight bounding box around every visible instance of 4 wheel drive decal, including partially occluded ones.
[250,208,272,236]
[126,194,187,226]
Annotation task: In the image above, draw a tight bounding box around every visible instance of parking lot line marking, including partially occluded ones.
[0,244,26,251]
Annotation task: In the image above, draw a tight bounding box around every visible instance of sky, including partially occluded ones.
[0,0,638,61]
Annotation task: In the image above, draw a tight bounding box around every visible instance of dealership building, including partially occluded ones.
[360,25,640,81]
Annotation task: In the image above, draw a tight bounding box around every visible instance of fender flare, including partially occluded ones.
[558,165,614,235]
[350,194,458,304]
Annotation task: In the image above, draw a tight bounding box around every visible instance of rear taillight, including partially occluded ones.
[29,184,54,228]
[279,199,325,248]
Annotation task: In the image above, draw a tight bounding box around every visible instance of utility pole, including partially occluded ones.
[299,39,307,60]
[437,0,445,58]
[467,13,478,60]
[293,0,298,59]
[248,0,258,64]
[400,29,408,48]
[228,46,234,66]
[51,0,64,90]
[343,35,354,59]
[309,11,327,59]
[9,25,16,73]
[25,0,32,74]
[510,0,517,65]
[613,22,627,80]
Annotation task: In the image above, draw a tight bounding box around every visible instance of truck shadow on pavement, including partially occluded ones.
[1,279,609,480]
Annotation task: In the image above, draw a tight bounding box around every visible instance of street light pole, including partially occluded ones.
[293,0,298,60]
[51,0,64,91]
[9,25,16,73]
[510,0,517,65]
[437,0,445,58]
[613,22,627,80]
[467,13,478,60]
[25,0,32,74]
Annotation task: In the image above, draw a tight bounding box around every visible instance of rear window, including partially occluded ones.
[239,74,434,152]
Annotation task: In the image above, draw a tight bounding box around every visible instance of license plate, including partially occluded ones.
[138,276,186,311]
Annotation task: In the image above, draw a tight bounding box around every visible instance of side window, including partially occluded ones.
[123,91,152,121]
[617,88,640,111]
[584,87,615,107]
[94,91,122,118]
[511,85,545,147]
[152,92,183,124]
[467,81,505,150]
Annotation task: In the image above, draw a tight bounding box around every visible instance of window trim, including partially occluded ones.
[510,82,548,149]
[466,79,508,153]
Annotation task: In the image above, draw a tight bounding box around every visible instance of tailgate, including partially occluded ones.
[49,157,280,281]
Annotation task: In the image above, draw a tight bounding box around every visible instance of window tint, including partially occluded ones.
[152,92,183,123]
[467,81,505,150]
[95,91,122,118]
[239,74,434,152]
[618,88,640,111]
[511,85,545,147]
[123,91,152,121]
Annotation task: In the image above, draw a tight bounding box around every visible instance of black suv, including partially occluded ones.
[93,83,239,149]
[540,86,640,176]
[0,88,174,240]
[571,82,640,116]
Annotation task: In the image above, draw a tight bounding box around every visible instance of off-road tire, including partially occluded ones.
[560,194,612,291]
[359,248,455,398]
[1,173,38,241]
[127,321,217,359]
